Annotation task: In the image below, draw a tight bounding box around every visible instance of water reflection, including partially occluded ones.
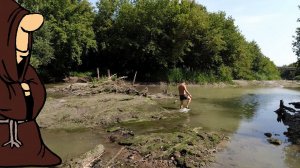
[208,87,300,168]
[276,110,286,123]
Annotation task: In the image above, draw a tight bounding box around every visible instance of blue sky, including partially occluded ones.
[89,0,299,66]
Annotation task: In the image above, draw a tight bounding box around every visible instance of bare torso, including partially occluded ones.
[178,83,186,95]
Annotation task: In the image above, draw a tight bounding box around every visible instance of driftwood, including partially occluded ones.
[274,100,296,114]
[133,71,137,85]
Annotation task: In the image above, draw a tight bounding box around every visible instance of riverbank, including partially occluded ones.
[40,79,300,167]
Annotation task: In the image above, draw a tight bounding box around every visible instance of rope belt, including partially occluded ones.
[0,119,26,148]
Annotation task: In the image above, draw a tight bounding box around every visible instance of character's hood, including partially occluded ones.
[0,0,31,83]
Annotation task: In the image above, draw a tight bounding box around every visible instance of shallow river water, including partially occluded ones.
[130,86,300,168]
[183,87,300,168]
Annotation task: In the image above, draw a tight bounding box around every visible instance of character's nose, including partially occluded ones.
[20,14,44,32]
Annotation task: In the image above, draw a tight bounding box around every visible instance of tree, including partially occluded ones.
[18,0,279,82]
[92,0,279,82]
[18,0,96,81]
[293,5,300,68]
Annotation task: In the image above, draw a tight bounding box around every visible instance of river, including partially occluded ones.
[128,85,300,168]
[181,86,300,168]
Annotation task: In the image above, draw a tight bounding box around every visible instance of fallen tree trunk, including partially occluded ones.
[274,100,300,145]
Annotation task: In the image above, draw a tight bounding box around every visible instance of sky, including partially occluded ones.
[89,0,299,66]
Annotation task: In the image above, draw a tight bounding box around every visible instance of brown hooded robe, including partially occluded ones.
[0,0,61,166]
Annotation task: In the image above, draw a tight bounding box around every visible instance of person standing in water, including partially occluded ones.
[178,81,192,109]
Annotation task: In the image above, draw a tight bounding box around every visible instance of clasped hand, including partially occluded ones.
[21,83,30,96]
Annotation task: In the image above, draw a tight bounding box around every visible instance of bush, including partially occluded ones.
[70,71,93,78]
[195,72,217,84]
[218,66,233,81]
[168,68,184,83]
[294,75,300,80]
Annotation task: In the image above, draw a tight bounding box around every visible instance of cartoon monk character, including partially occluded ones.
[0,0,61,166]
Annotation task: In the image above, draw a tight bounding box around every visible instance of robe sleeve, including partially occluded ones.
[23,65,46,119]
[0,80,27,120]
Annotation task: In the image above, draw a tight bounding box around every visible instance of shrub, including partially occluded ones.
[70,71,93,78]
[218,66,233,81]
[294,75,300,80]
[168,68,184,83]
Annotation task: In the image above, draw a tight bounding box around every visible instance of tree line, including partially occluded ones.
[18,0,280,82]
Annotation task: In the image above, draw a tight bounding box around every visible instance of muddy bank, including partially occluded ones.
[42,80,180,129]
[96,127,228,168]
[38,92,174,129]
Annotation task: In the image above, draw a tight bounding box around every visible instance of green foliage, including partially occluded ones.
[293,5,300,71]
[91,77,108,84]
[18,0,280,82]
[69,71,93,78]
[294,75,300,80]
[194,73,217,84]
[18,0,96,82]
[93,0,279,82]
[168,68,184,83]
[218,65,233,81]
[167,68,221,84]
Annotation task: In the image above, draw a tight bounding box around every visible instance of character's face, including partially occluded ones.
[16,14,44,64]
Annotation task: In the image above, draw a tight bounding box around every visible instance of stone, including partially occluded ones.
[192,127,203,134]
[267,138,282,145]
[264,133,272,138]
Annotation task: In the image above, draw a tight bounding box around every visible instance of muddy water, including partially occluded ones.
[40,128,122,165]
[40,129,102,163]
[132,86,300,168]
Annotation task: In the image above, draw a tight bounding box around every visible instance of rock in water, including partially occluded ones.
[267,138,282,145]
[264,133,272,138]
